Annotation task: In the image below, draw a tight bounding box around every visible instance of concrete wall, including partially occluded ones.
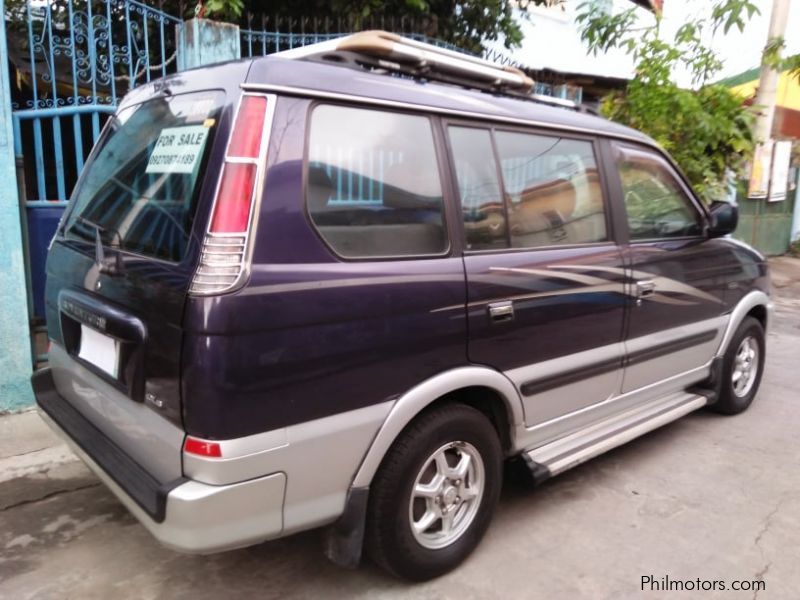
[177,18,241,71]
[0,0,34,412]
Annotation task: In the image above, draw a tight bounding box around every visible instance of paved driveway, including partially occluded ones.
[2,258,799,599]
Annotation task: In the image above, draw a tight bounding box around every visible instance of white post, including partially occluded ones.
[752,0,790,144]
[791,169,800,243]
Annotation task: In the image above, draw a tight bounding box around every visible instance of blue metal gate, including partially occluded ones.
[10,0,184,204]
[7,0,184,325]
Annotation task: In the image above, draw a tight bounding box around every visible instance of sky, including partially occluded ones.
[663,0,800,86]
[499,0,800,87]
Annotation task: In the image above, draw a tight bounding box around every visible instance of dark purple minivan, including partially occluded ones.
[32,32,771,581]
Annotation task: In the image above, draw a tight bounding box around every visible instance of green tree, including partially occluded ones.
[191,0,553,54]
[576,0,759,201]
[762,36,800,81]
[201,0,245,21]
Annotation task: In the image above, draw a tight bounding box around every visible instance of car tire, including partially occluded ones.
[710,316,765,415]
[364,403,503,581]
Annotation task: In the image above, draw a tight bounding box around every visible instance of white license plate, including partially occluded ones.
[78,324,120,378]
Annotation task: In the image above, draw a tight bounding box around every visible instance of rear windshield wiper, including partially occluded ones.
[70,217,125,276]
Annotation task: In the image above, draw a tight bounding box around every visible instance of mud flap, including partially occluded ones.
[323,487,369,569]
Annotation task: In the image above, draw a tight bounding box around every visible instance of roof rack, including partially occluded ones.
[275,31,579,110]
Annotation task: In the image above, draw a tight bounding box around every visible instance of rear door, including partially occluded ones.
[45,87,230,480]
[446,123,628,427]
[608,142,728,394]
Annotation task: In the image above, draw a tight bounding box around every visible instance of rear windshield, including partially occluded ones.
[63,91,223,262]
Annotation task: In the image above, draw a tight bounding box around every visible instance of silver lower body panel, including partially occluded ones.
[39,408,286,553]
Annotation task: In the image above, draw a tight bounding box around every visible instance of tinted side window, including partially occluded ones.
[495,131,607,248]
[448,127,507,251]
[307,105,447,258]
[617,148,703,239]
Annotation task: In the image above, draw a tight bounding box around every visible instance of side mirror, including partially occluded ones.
[707,201,738,237]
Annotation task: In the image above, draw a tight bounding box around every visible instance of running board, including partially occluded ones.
[522,392,708,481]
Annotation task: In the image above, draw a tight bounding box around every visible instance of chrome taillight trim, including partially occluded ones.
[189,233,248,294]
[189,92,277,297]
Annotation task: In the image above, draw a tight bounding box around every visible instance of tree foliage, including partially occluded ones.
[576,0,759,201]
[201,0,245,21]
[187,0,554,54]
[762,35,800,82]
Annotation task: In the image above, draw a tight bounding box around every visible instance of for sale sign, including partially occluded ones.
[145,125,209,174]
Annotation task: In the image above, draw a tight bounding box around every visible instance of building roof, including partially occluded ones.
[717,67,761,88]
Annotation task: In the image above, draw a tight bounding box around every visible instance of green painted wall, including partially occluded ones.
[0,0,34,412]
[735,188,796,256]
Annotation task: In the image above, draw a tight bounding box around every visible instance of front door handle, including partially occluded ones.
[488,301,514,323]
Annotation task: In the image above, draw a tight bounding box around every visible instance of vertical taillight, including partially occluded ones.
[190,94,271,296]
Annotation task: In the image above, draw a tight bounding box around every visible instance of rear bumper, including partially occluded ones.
[33,369,286,553]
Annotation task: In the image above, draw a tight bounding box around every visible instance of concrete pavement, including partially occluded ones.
[1,258,799,599]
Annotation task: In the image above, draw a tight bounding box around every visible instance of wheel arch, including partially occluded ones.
[715,290,772,358]
[350,366,523,488]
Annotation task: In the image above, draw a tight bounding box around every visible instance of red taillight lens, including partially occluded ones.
[184,437,222,458]
[227,95,267,158]
[209,162,257,233]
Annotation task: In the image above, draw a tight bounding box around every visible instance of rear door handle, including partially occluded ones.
[635,279,656,303]
[488,301,514,323]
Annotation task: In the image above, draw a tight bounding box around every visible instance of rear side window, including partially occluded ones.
[306,105,447,258]
[616,147,703,239]
[494,130,608,247]
[63,91,223,262]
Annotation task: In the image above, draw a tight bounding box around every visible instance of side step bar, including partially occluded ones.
[522,392,708,481]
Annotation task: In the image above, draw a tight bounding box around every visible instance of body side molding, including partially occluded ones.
[350,366,524,488]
